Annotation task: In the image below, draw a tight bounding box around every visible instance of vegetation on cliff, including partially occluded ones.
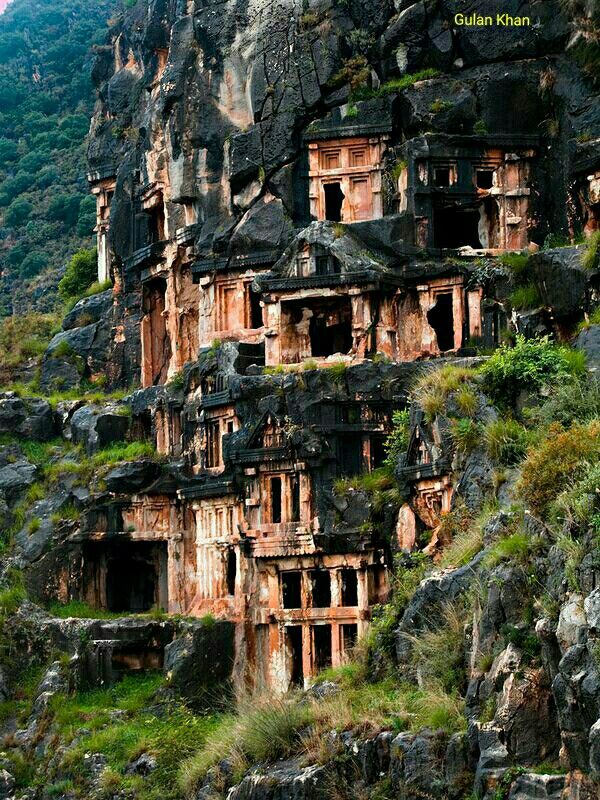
[0,0,117,316]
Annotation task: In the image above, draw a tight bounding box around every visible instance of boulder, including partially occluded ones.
[104,460,161,493]
[556,594,587,653]
[530,246,589,321]
[0,769,15,799]
[0,456,37,503]
[69,403,131,455]
[507,772,566,800]
[62,289,113,331]
[0,395,55,441]
[164,620,235,706]
[575,324,600,374]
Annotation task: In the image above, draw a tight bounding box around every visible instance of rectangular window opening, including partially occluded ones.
[310,570,331,608]
[270,476,282,523]
[282,571,302,609]
[341,569,358,607]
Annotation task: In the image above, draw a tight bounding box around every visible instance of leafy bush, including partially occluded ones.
[19,251,49,279]
[510,282,542,310]
[58,247,97,300]
[484,418,531,465]
[451,418,481,452]
[5,197,33,226]
[582,230,600,271]
[527,377,600,427]
[479,335,586,407]
[518,421,600,516]
[384,409,410,468]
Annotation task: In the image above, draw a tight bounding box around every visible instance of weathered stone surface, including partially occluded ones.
[530,246,589,321]
[575,324,600,374]
[69,403,131,455]
[507,772,566,800]
[164,621,235,705]
[0,395,55,441]
[62,289,113,331]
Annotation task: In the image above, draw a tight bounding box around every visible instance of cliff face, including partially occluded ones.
[0,1,599,799]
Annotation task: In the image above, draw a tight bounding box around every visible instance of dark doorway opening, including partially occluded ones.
[270,476,282,523]
[226,548,236,596]
[313,624,332,671]
[101,541,167,613]
[249,288,263,329]
[341,623,358,654]
[309,302,352,358]
[147,202,165,243]
[341,569,358,607]
[282,571,302,609]
[310,570,331,608]
[286,626,304,688]
[370,435,387,470]
[434,205,481,249]
[427,292,455,352]
[336,434,363,477]
[291,475,300,523]
[324,183,344,221]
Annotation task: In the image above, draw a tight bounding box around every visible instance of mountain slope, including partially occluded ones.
[0,0,117,316]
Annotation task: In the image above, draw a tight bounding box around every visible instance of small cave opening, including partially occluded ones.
[427,292,455,352]
[285,625,304,687]
[309,301,352,358]
[310,570,331,608]
[434,204,482,249]
[111,645,164,677]
[313,624,332,671]
[341,569,358,607]
[324,182,344,222]
[282,571,302,609]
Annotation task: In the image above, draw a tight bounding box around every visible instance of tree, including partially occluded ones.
[58,247,98,300]
[0,139,18,166]
[19,251,49,278]
[76,195,97,237]
[5,198,33,226]
[48,193,83,227]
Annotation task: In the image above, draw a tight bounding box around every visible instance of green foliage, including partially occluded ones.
[582,231,600,271]
[47,600,123,619]
[473,119,488,134]
[58,247,98,300]
[412,364,476,422]
[0,0,115,309]
[518,420,600,517]
[527,377,600,427]
[384,409,410,468]
[357,68,441,99]
[478,335,586,408]
[450,418,481,452]
[484,531,533,568]
[0,311,61,370]
[509,282,542,310]
[484,418,531,465]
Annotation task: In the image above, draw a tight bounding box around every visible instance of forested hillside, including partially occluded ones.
[0,0,117,316]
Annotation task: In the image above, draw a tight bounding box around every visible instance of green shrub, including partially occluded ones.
[58,247,98,301]
[510,283,542,310]
[451,418,481,452]
[528,377,600,427]
[518,421,600,516]
[479,335,586,407]
[384,409,410,468]
[484,418,531,465]
[582,230,600,271]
